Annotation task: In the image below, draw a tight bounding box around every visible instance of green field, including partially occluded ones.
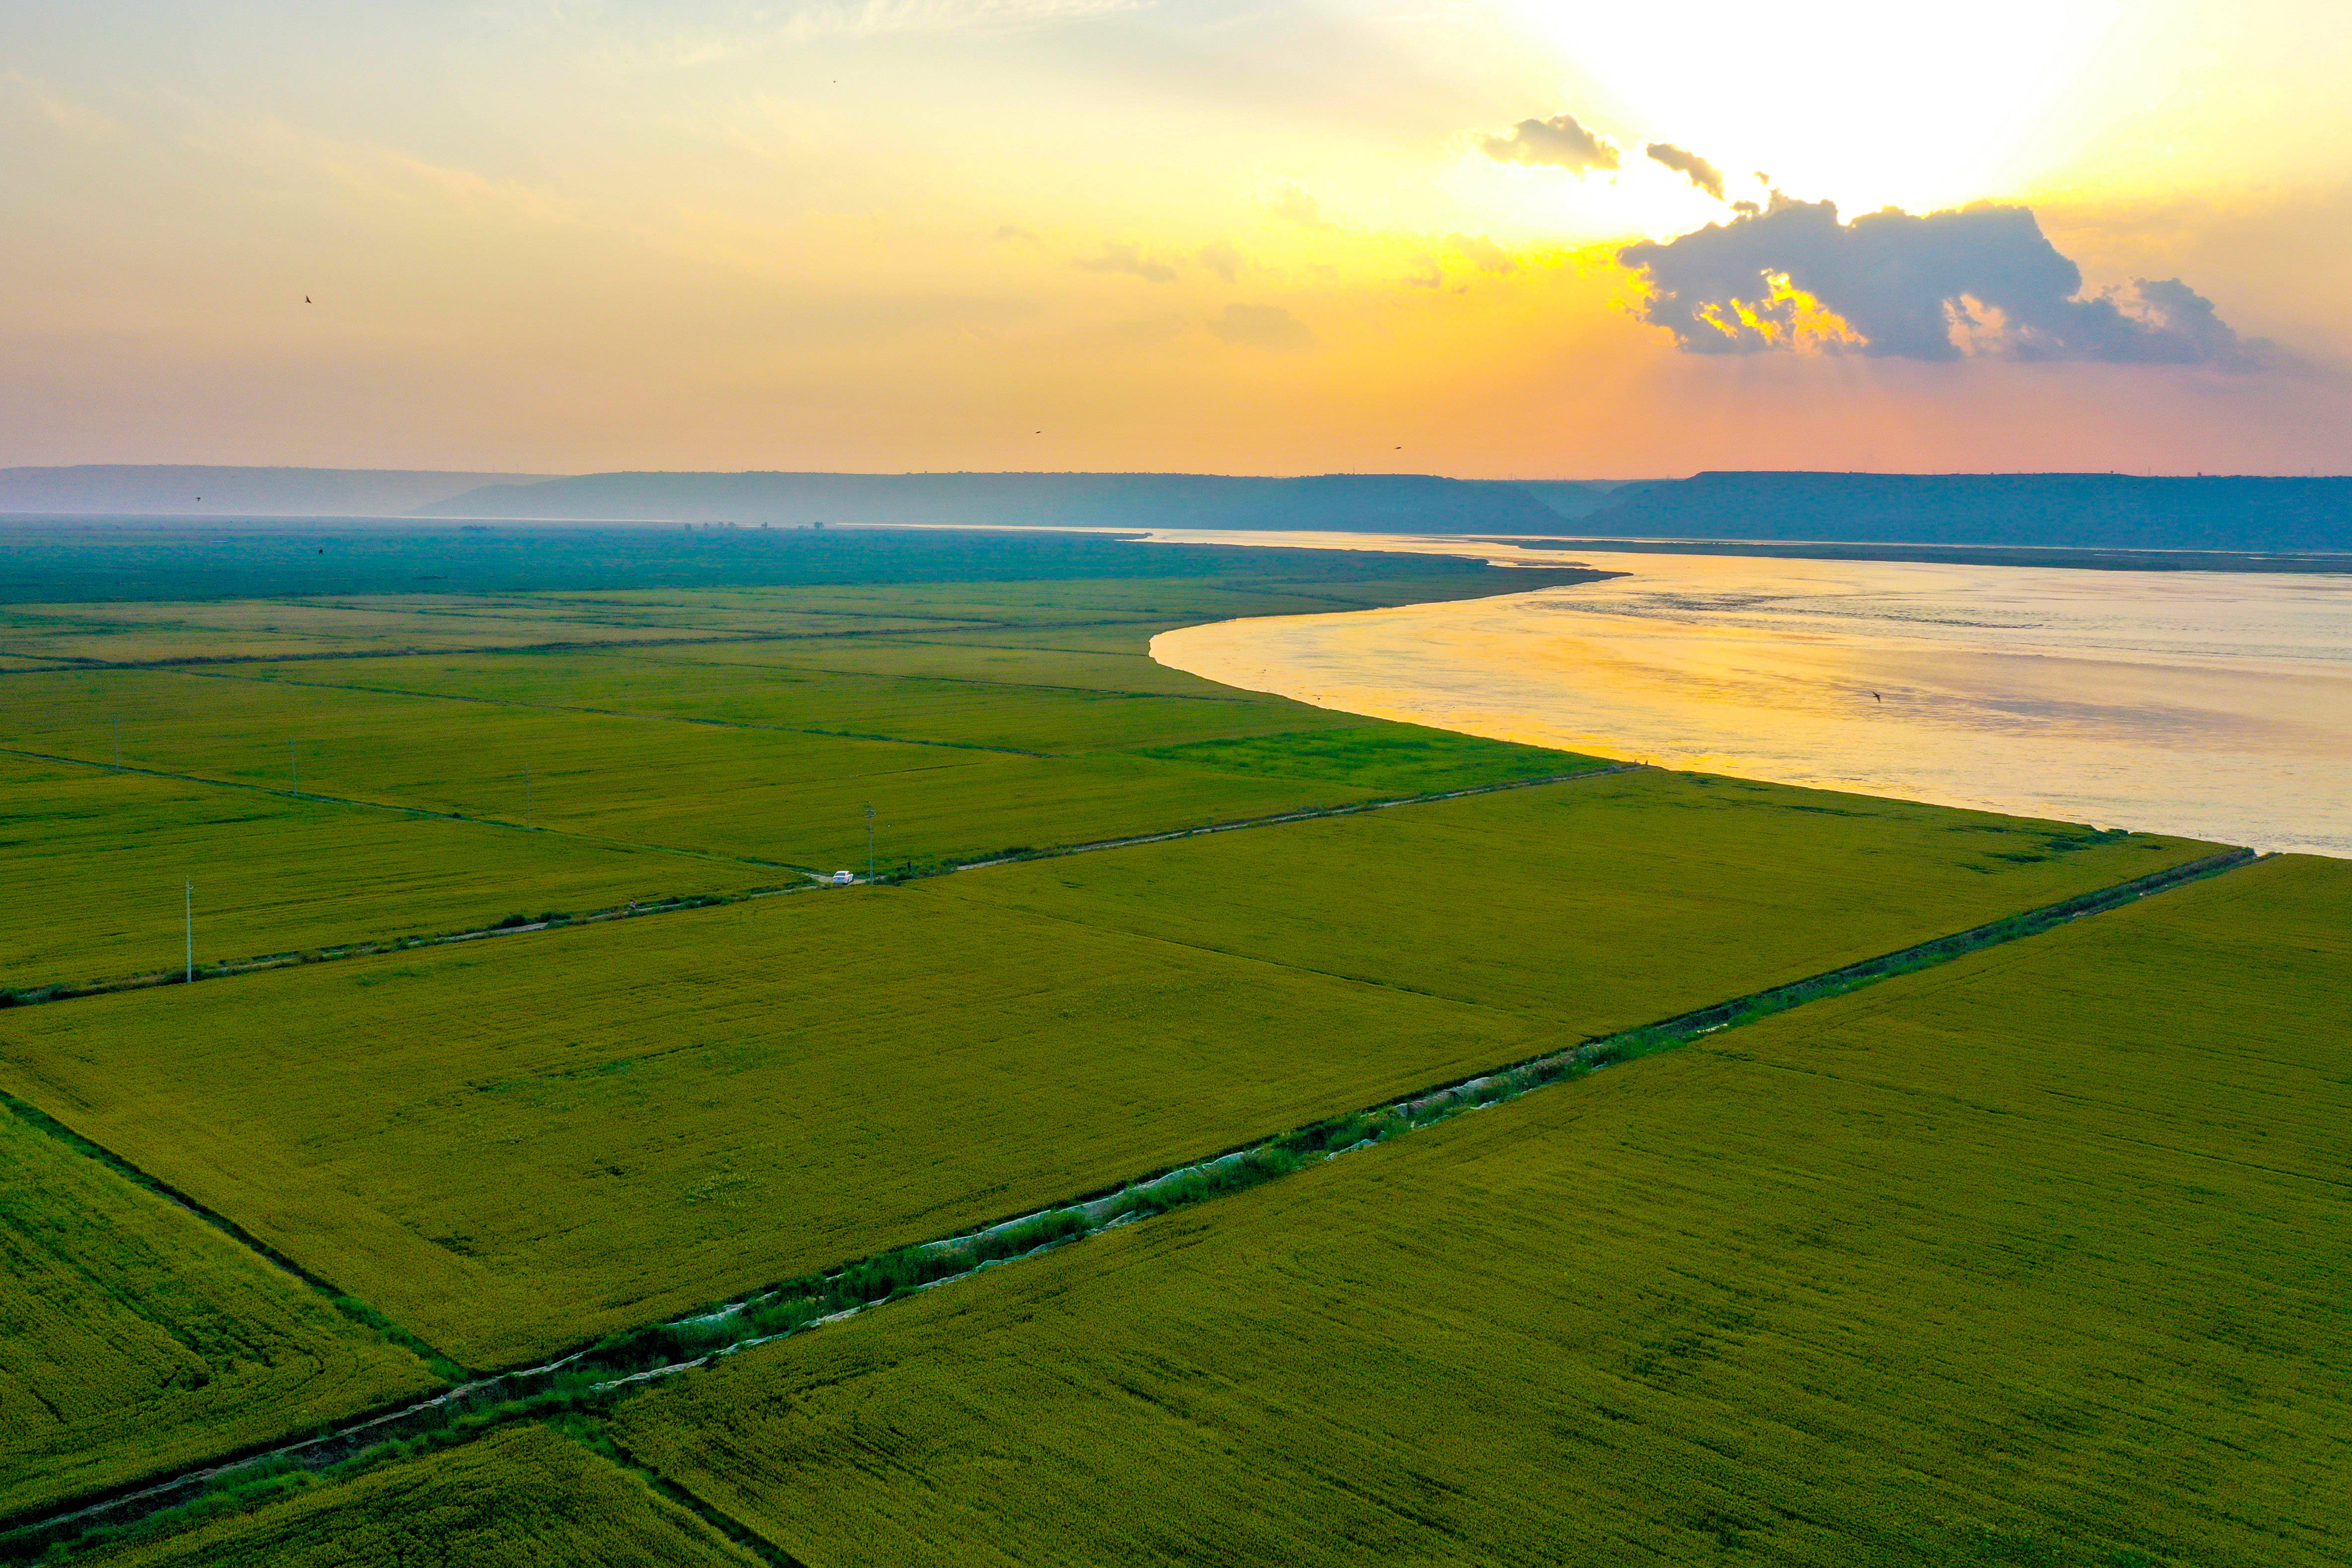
[0,572,1608,986]
[0,753,790,993]
[0,535,2320,1564]
[610,853,2352,1568]
[0,1098,439,1523]
[80,1423,755,1567]
[0,773,2211,1370]
[938,769,2209,1024]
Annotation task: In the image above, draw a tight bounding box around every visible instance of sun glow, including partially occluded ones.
[1496,0,2130,220]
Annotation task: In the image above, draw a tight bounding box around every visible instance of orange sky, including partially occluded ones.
[4,0,2348,477]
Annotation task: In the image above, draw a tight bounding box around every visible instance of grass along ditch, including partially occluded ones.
[0,841,2258,1563]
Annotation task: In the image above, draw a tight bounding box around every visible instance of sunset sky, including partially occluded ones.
[6,0,2349,477]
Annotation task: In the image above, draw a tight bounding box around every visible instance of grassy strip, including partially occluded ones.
[0,845,2255,1562]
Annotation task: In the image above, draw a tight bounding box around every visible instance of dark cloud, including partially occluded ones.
[1478,112,1618,173]
[1644,142,1724,200]
[1075,241,1177,283]
[1207,302,1315,351]
[994,224,1039,244]
[1617,196,2260,367]
[1198,241,1242,282]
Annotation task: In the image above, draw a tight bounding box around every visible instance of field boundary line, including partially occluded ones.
[0,842,2257,1558]
[599,1432,811,1568]
[945,760,1647,871]
[0,741,806,878]
[175,668,1058,757]
[0,623,1019,675]
[2,762,1636,1008]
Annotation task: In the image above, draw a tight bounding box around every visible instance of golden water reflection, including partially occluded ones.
[1148,539,2352,857]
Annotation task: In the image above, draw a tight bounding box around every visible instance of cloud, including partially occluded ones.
[1447,233,1515,274]
[1406,256,1444,289]
[994,224,1039,243]
[1074,241,1176,282]
[1617,196,2262,367]
[1269,184,1338,231]
[1198,240,1242,282]
[8,73,128,141]
[1644,142,1724,200]
[1477,112,1617,173]
[1207,302,1315,351]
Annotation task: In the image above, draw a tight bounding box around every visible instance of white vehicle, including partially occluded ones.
[830,870,856,885]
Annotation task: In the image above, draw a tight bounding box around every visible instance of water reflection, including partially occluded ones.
[1148,540,2352,857]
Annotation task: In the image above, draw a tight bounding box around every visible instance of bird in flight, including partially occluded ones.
[305,295,312,303]
[1871,691,1882,702]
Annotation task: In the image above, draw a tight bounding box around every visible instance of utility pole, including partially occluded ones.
[865,803,877,882]
[184,880,193,983]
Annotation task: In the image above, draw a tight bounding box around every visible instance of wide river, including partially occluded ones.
[1144,531,2352,857]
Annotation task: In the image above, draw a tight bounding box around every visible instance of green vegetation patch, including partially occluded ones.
[0,889,1547,1368]
[231,645,1364,757]
[71,1422,755,1568]
[940,768,2215,1025]
[0,666,1391,879]
[0,1098,439,1523]
[0,754,783,993]
[612,854,2352,1568]
[1131,724,1603,792]
[0,774,2211,1372]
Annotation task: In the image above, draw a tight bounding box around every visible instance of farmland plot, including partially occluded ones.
[81,1423,756,1567]
[0,1100,438,1522]
[940,767,2215,1024]
[0,666,1599,879]
[613,854,2352,1568]
[0,888,1549,1368]
[0,774,2212,1370]
[0,754,784,993]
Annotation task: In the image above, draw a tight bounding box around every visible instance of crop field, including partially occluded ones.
[939,768,2213,1025]
[0,886,1552,1367]
[81,1423,756,1567]
[0,567,1609,988]
[0,1098,439,1523]
[0,753,786,992]
[229,648,1368,755]
[610,853,2352,1568]
[0,772,2211,1371]
[0,593,950,666]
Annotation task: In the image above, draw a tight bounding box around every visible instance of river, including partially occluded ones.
[1144,532,2352,857]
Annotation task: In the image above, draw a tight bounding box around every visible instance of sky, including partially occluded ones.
[4,0,2350,478]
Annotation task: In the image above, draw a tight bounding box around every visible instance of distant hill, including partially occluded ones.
[418,471,1569,534]
[0,466,550,518]
[1580,472,2352,553]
